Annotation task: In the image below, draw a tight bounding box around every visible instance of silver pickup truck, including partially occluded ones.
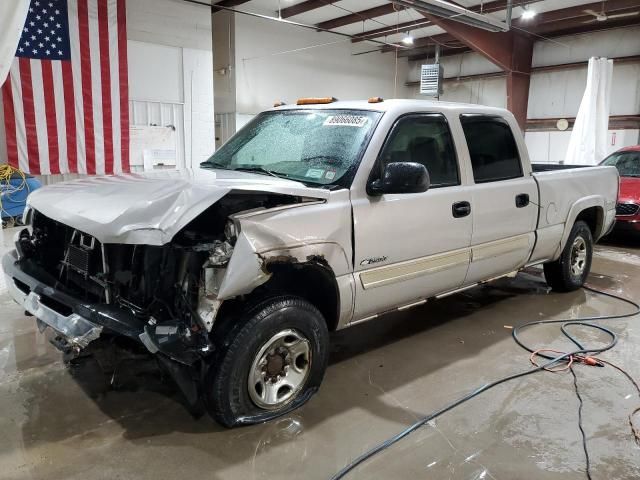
[3,99,618,427]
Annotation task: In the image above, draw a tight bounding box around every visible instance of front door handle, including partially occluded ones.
[452,201,471,218]
[515,193,530,208]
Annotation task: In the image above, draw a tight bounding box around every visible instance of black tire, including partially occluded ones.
[205,296,329,428]
[543,220,593,292]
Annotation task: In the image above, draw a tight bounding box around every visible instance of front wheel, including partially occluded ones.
[543,220,593,292]
[205,296,329,427]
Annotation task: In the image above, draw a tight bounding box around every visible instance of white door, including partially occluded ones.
[351,114,473,320]
[459,115,539,283]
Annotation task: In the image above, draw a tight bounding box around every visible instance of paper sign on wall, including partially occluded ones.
[130,125,177,170]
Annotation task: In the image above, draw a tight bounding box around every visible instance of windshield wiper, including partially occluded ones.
[234,166,284,179]
[200,161,229,170]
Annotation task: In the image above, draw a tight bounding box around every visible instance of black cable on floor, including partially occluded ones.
[570,366,592,480]
[330,283,640,480]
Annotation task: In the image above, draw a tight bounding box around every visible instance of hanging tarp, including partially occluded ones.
[564,57,613,166]
[0,1,30,86]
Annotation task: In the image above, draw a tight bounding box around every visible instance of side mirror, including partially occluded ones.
[368,162,430,196]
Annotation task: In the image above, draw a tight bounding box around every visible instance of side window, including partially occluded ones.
[375,114,459,188]
[460,115,523,183]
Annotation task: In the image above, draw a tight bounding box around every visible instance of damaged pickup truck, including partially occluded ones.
[3,99,618,427]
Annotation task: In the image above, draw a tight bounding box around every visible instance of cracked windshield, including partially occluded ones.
[202,109,381,186]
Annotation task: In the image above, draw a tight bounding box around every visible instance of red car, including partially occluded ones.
[601,145,640,233]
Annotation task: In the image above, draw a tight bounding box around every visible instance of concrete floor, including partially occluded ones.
[1,226,639,480]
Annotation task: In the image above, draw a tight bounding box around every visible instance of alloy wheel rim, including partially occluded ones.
[570,236,587,277]
[248,329,312,410]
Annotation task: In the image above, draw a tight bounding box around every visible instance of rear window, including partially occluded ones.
[460,115,523,183]
[601,151,640,177]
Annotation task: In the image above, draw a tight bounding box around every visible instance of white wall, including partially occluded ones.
[126,0,212,51]
[431,76,507,107]
[531,25,640,68]
[127,0,214,169]
[528,62,640,119]
[183,47,215,164]
[212,10,235,114]
[525,129,640,164]
[232,13,409,121]
[212,10,236,148]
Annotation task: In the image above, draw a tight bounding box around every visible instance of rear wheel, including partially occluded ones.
[543,220,593,292]
[205,296,329,428]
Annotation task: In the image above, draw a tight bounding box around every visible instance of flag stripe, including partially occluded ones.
[51,61,69,174]
[41,60,61,175]
[19,58,40,174]
[9,62,29,173]
[98,0,114,174]
[108,0,121,174]
[88,0,104,175]
[61,60,78,173]
[78,0,96,175]
[30,60,50,175]
[68,0,87,175]
[117,0,129,173]
[1,75,18,169]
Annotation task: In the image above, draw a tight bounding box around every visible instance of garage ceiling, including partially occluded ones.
[210,0,640,57]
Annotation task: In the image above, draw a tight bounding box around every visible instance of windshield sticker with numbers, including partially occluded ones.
[323,115,369,127]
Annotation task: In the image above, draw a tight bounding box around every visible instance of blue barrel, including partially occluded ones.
[1,175,42,220]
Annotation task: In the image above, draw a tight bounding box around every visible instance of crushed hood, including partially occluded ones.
[27,168,329,245]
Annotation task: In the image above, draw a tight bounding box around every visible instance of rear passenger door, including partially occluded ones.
[460,115,538,284]
[351,113,473,320]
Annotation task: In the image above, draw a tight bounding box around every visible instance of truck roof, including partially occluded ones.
[269,98,512,118]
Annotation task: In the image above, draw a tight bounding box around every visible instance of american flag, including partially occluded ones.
[1,0,129,175]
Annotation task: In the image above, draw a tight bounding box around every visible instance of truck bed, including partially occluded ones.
[531,163,592,172]
[532,164,618,234]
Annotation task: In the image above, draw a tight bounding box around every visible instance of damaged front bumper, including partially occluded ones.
[26,290,103,349]
[2,250,208,364]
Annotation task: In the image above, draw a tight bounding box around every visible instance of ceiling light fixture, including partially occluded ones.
[521,6,537,20]
[402,33,414,45]
[392,0,510,32]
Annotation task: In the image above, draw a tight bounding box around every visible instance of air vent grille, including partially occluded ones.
[420,64,444,97]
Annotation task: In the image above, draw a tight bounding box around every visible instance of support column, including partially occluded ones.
[419,13,534,130]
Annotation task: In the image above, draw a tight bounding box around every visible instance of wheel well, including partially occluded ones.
[263,261,340,331]
[214,260,341,334]
[575,206,603,238]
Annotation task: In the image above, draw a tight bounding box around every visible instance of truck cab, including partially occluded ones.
[348,102,539,320]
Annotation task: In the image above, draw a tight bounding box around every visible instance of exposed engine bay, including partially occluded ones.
[14,192,312,368]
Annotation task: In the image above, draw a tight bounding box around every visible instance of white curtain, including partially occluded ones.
[565,57,613,165]
[0,0,30,86]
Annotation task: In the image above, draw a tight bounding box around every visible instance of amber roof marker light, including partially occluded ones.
[296,97,337,105]
[273,101,286,107]
[368,97,384,103]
